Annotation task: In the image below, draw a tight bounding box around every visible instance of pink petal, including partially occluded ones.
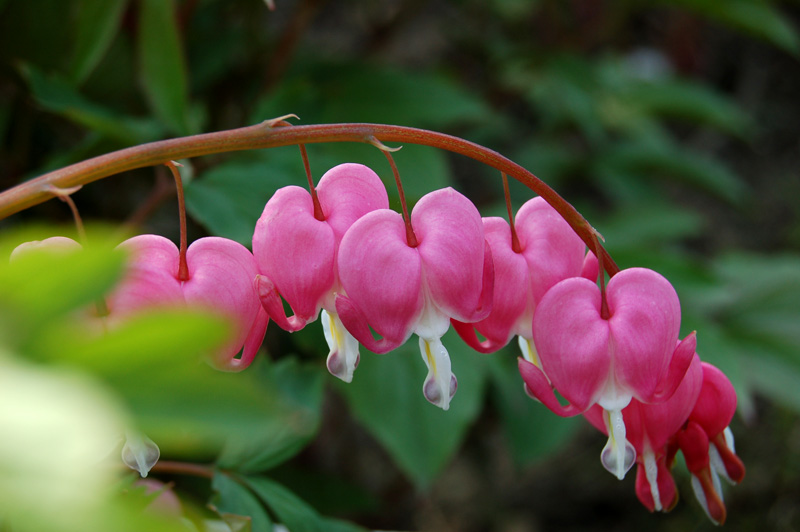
[518,357,582,417]
[252,186,335,328]
[183,237,265,370]
[516,197,587,305]
[110,235,183,316]
[532,276,611,412]
[452,217,529,352]
[317,163,390,242]
[337,209,423,352]
[413,188,491,322]
[606,268,682,402]
[690,362,738,438]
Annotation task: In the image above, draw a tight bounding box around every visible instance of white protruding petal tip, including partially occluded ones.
[122,431,160,478]
[600,409,635,480]
[322,310,360,383]
[419,336,456,410]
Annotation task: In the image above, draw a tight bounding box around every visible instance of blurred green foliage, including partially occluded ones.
[1,0,800,530]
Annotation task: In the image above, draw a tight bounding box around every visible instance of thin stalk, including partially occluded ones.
[0,121,618,275]
[593,230,610,319]
[501,172,521,253]
[165,161,189,281]
[149,460,214,479]
[299,144,324,221]
[375,140,417,247]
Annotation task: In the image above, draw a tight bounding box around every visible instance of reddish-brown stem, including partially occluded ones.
[149,460,214,479]
[376,140,418,248]
[165,161,189,282]
[593,230,610,319]
[0,121,617,274]
[50,186,88,245]
[299,144,324,221]
[501,172,521,254]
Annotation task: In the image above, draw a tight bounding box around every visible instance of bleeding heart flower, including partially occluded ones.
[335,187,493,410]
[584,352,703,512]
[252,163,389,382]
[110,235,269,371]
[452,196,597,361]
[668,362,745,525]
[10,236,83,259]
[518,267,696,479]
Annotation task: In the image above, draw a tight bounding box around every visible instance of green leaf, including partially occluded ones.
[626,80,751,137]
[487,352,581,466]
[244,476,326,532]
[661,0,799,55]
[68,0,129,84]
[594,136,747,204]
[19,63,162,144]
[338,329,488,488]
[252,62,490,129]
[184,149,303,245]
[26,308,289,453]
[743,352,800,412]
[217,358,324,472]
[0,236,124,344]
[599,202,704,250]
[138,0,192,135]
[211,472,273,532]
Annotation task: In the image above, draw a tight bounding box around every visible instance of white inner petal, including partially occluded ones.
[643,450,662,511]
[517,336,542,369]
[600,408,636,480]
[322,309,360,383]
[419,336,457,411]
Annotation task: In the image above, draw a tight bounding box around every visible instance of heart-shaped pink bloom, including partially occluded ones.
[252,163,389,382]
[670,362,745,525]
[10,236,83,259]
[584,353,703,511]
[519,267,696,478]
[452,197,597,358]
[336,187,493,410]
[110,235,268,371]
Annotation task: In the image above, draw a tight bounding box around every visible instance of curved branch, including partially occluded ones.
[0,121,618,275]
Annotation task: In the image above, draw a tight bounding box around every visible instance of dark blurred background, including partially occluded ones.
[1,1,800,531]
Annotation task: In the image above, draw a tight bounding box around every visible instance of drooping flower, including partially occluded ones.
[10,236,83,259]
[584,353,703,512]
[668,362,745,525]
[518,267,696,479]
[252,163,389,382]
[452,196,597,362]
[110,235,269,371]
[335,187,493,410]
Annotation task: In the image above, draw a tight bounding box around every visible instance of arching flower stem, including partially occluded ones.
[165,161,190,282]
[0,120,617,274]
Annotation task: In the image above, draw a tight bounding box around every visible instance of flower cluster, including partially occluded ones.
[12,161,745,522]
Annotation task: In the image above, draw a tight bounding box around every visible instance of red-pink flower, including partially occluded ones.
[584,353,703,512]
[252,163,389,382]
[669,362,745,525]
[452,197,597,360]
[518,267,696,478]
[335,187,493,410]
[110,235,269,371]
